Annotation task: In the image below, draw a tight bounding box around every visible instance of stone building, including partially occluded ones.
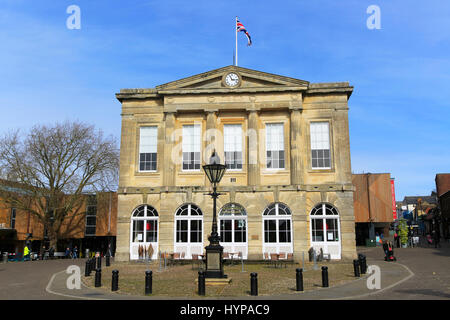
[115,65,356,261]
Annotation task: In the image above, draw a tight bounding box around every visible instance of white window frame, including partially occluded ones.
[224,124,243,171]
[129,205,159,260]
[218,203,248,259]
[265,123,285,170]
[309,203,341,259]
[139,126,158,172]
[174,204,204,259]
[262,203,293,256]
[310,122,331,170]
[182,124,201,172]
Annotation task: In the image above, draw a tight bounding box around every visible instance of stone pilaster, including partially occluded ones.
[247,110,260,186]
[163,112,176,187]
[289,106,303,186]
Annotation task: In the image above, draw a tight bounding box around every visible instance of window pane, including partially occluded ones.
[264,220,277,243]
[234,219,246,243]
[312,219,324,242]
[133,220,144,242]
[326,218,339,242]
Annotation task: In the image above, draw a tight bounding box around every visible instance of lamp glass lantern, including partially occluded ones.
[202,151,227,278]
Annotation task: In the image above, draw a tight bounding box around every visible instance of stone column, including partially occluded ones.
[163,112,176,187]
[247,110,260,186]
[289,107,303,186]
[205,110,218,186]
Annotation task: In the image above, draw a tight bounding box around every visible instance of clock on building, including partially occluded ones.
[224,72,241,88]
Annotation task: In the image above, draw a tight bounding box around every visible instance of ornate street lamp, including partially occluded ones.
[202,150,227,278]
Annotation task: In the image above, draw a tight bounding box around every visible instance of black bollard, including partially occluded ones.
[106,255,110,267]
[353,259,360,277]
[88,258,93,275]
[111,270,119,291]
[91,257,96,271]
[321,266,329,287]
[198,271,205,296]
[95,268,102,287]
[85,259,91,276]
[362,256,367,274]
[358,254,367,274]
[97,256,102,269]
[296,268,304,291]
[250,272,258,296]
[145,270,153,295]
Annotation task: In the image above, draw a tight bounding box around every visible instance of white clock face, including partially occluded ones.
[225,72,240,87]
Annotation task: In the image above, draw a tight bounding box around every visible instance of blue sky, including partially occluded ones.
[0,0,449,200]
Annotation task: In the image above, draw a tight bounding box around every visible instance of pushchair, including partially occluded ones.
[426,234,433,246]
[383,241,396,261]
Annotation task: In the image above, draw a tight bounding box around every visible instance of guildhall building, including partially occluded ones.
[115,65,356,261]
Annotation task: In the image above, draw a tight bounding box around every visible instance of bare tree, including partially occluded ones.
[0,121,119,249]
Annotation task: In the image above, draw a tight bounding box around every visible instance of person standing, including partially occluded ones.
[23,245,30,261]
[73,246,78,259]
[394,230,400,248]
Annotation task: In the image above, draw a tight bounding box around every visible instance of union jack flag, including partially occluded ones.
[236,18,252,46]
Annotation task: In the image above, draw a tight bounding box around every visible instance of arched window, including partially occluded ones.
[174,204,204,258]
[130,205,159,260]
[219,203,247,243]
[262,203,293,255]
[310,203,339,242]
[310,203,341,259]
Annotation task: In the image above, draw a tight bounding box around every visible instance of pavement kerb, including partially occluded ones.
[328,262,415,300]
[45,269,108,300]
[46,259,414,300]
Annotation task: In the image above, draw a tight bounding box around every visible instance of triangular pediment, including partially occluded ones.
[155,65,309,91]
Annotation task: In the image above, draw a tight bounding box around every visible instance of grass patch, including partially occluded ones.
[82,260,356,297]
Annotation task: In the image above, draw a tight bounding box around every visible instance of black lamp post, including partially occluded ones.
[202,150,227,278]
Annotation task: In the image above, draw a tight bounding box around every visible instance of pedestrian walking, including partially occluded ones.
[23,245,30,261]
[65,247,71,259]
[73,246,78,259]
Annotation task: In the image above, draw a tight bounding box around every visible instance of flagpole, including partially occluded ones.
[235,16,238,66]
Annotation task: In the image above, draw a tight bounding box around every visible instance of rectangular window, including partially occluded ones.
[310,122,331,169]
[220,220,233,243]
[278,220,291,243]
[264,220,277,243]
[182,125,201,171]
[224,124,243,170]
[85,203,97,237]
[312,219,324,242]
[234,219,246,243]
[133,220,144,243]
[190,220,202,243]
[10,208,16,229]
[146,220,158,243]
[139,126,158,171]
[266,123,285,169]
[176,220,188,243]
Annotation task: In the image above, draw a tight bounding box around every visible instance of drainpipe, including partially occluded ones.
[367,173,375,241]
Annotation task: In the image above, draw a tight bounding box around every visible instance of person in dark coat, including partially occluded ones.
[394,230,400,248]
[433,230,441,248]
